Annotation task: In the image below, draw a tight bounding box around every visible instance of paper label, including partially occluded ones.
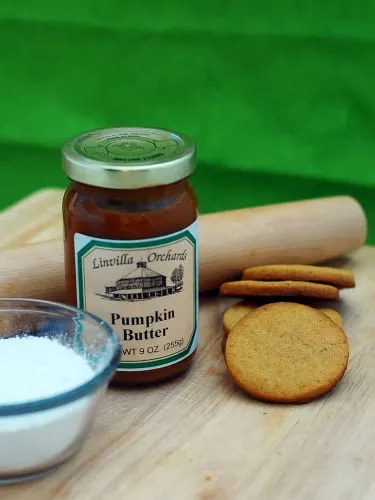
[74,221,198,371]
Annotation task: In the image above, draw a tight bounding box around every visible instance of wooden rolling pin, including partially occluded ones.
[0,196,366,301]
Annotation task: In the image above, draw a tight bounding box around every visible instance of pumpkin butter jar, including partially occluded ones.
[62,127,198,384]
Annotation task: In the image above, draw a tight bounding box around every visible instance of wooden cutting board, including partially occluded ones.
[2,189,375,500]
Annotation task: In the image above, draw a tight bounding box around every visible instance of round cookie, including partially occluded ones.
[316,307,343,329]
[242,264,355,289]
[225,302,349,403]
[220,280,339,301]
[223,301,259,335]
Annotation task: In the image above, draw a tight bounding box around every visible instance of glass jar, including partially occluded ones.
[62,127,198,384]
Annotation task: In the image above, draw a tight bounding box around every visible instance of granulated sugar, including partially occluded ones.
[0,336,97,475]
[0,337,94,403]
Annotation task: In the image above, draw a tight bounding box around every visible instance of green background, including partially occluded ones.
[1,2,374,242]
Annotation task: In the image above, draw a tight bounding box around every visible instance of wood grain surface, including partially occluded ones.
[1,190,375,500]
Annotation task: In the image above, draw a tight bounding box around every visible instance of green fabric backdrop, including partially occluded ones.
[1,2,374,241]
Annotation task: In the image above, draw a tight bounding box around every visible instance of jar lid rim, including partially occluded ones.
[62,127,196,189]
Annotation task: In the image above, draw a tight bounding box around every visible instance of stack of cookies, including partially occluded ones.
[220,265,354,403]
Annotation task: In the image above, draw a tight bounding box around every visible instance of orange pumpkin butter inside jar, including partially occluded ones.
[62,127,199,384]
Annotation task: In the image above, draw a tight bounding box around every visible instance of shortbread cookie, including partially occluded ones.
[225,302,349,403]
[220,281,339,301]
[316,307,343,329]
[223,301,259,335]
[242,265,355,289]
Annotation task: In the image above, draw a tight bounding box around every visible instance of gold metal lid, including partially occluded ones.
[62,127,196,189]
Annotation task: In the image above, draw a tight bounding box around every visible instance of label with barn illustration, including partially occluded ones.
[74,221,198,370]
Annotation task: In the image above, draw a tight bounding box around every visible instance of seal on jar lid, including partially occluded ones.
[63,127,196,189]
